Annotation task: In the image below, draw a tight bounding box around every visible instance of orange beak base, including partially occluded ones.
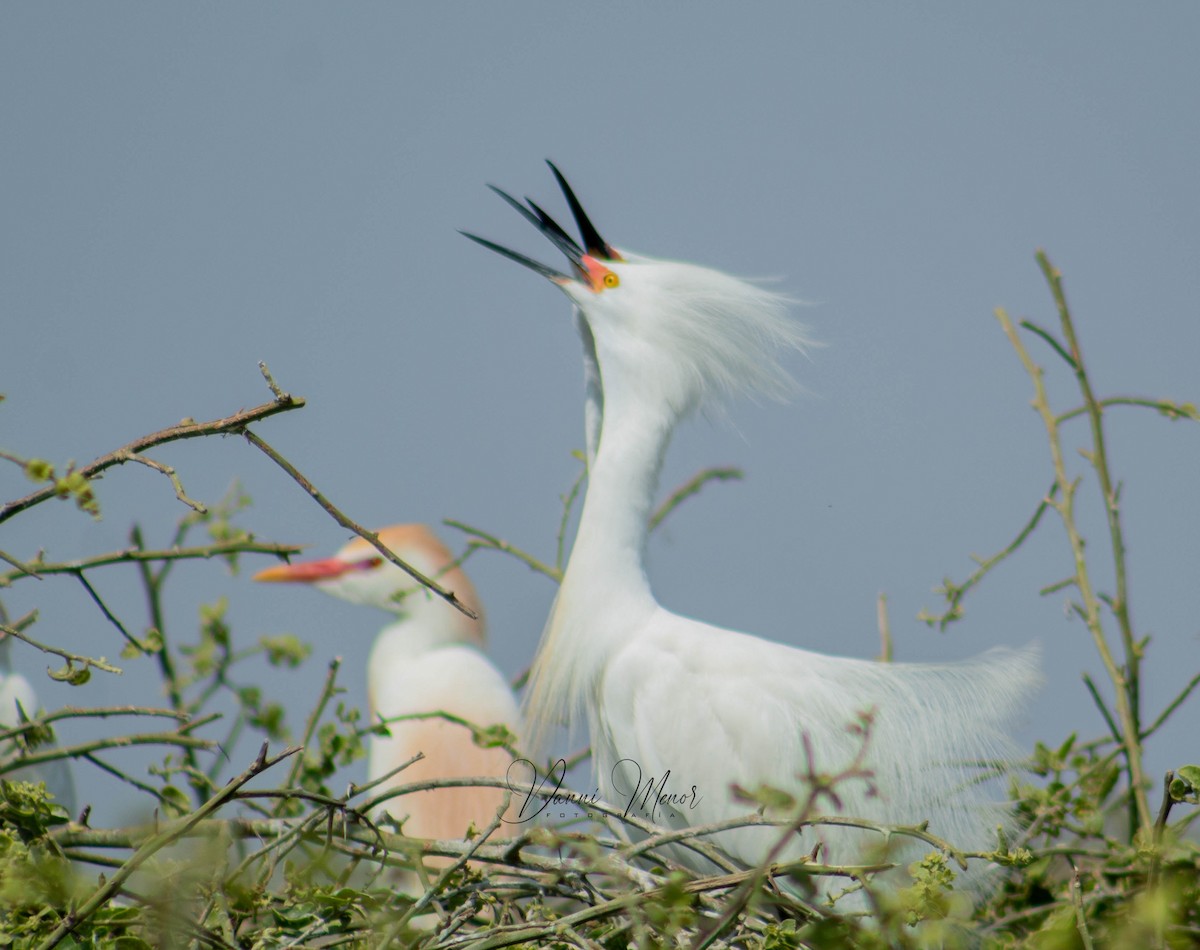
[581,255,615,293]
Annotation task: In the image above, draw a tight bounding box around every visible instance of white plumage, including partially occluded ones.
[465,165,1039,891]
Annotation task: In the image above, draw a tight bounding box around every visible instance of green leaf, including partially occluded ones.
[47,661,90,685]
[1176,764,1200,786]
[24,459,54,482]
[159,785,192,817]
[238,685,262,709]
[473,722,516,749]
[1168,764,1200,804]
[110,937,154,950]
[0,781,71,840]
[732,783,797,812]
[249,702,286,740]
[260,633,311,668]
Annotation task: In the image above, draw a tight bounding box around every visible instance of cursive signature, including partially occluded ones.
[505,757,701,824]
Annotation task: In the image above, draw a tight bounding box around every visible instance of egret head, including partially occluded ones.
[463,162,812,418]
[254,525,483,643]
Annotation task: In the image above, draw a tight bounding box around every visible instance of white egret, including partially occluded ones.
[463,165,1039,891]
[0,631,77,815]
[254,525,521,848]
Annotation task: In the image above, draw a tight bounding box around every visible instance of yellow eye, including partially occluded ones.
[603,272,620,289]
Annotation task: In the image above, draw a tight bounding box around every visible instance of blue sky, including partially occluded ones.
[2,4,1197,823]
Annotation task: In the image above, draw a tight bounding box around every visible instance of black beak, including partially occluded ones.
[461,161,618,284]
[458,230,573,284]
[545,160,619,260]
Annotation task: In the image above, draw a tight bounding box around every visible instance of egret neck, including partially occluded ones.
[530,386,672,748]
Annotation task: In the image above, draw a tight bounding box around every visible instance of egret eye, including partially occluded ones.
[603,272,620,289]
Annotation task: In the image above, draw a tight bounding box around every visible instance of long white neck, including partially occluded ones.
[367,599,484,719]
[568,400,669,599]
[575,309,603,468]
[525,382,675,749]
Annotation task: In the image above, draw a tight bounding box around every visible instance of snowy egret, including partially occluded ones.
[254,525,521,847]
[463,165,1039,888]
[0,631,77,815]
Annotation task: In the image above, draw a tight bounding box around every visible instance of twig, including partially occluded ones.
[556,454,588,574]
[386,794,511,938]
[1057,395,1200,425]
[876,592,892,662]
[1149,770,1175,890]
[0,704,191,743]
[445,519,562,584]
[432,858,832,950]
[257,361,288,400]
[648,466,743,532]
[1081,673,1123,749]
[691,722,888,949]
[453,465,743,587]
[243,429,477,620]
[1141,670,1200,742]
[278,657,343,801]
[349,751,425,800]
[81,752,176,805]
[1070,864,1095,950]
[74,572,141,650]
[0,382,302,526]
[996,286,1151,833]
[0,546,40,579]
[370,709,517,758]
[1,539,304,586]
[120,451,206,512]
[1020,318,1077,371]
[127,521,208,802]
[0,731,216,777]
[0,620,122,677]
[1038,250,1147,830]
[919,482,1058,630]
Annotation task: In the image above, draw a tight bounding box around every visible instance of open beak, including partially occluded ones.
[254,557,357,584]
[461,160,620,286]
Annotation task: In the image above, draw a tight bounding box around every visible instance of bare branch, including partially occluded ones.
[242,429,478,620]
[0,384,303,525]
[1,540,304,587]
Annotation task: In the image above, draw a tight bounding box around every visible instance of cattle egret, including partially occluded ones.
[254,525,521,852]
[0,631,77,815]
[463,166,1039,892]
